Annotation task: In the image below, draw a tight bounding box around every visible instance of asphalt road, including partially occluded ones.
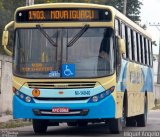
[1,110,160,137]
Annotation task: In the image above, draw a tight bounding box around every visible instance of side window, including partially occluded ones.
[140,35,144,64]
[133,31,137,62]
[149,41,153,67]
[115,19,120,36]
[121,23,126,58]
[144,38,147,65]
[127,27,132,60]
[131,29,135,61]
[148,40,151,66]
[136,33,141,63]
[145,39,149,65]
[125,25,129,59]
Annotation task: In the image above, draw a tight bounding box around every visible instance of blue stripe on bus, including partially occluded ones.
[13,94,116,119]
[141,66,153,92]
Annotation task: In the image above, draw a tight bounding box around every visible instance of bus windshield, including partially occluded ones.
[14,27,114,78]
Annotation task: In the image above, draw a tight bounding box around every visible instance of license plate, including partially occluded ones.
[52,107,69,113]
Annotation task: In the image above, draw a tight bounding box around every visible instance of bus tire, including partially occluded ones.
[136,96,147,127]
[109,118,122,134]
[126,117,136,127]
[32,119,48,134]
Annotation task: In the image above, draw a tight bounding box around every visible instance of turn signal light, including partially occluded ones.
[12,87,17,93]
[110,86,115,92]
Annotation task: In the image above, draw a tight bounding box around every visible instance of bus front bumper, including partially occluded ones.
[13,95,116,120]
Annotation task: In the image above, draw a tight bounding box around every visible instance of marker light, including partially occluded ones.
[32,89,40,97]
[25,96,31,103]
[92,96,98,102]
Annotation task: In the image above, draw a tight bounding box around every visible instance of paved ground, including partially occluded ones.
[0,110,160,137]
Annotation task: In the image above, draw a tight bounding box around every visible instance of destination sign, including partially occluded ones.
[16,8,112,22]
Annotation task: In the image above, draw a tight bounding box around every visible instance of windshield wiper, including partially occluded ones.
[67,24,90,47]
[36,25,57,47]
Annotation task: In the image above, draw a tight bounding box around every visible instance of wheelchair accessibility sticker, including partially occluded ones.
[62,64,75,77]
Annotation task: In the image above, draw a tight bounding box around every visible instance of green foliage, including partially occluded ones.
[0,0,25,54]
[106,0,142,22]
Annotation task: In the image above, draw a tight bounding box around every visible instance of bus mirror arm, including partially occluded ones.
[118,37,126,55]
[2,21,14,56]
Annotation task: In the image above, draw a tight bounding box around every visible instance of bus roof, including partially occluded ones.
[15,3,152,39]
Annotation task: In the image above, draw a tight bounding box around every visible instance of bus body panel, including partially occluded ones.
[117,59,154,117]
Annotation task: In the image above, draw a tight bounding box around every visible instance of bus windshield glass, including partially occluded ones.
[14,27,114,78]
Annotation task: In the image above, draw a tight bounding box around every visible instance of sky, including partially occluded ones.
[140,0,160,54]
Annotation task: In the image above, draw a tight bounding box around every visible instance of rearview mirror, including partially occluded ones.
[1,21,14,56]
[2,31,9,46]
[118,38,126,54]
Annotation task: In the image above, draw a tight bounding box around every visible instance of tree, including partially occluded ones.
[0,0,25,54]
[105,0,142,22]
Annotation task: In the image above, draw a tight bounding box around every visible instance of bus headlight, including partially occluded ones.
[88,86,115,103]
[25,96,31,103]
[92,96,98,102]
[14,89,34,103]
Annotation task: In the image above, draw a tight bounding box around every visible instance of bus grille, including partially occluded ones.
[27,82,96,89]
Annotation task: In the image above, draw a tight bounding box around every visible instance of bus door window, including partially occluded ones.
[114,35,121,79]
[115,19,121,79]
[115,19,120,36]
[121,23,126,58]
[98,28,114,75]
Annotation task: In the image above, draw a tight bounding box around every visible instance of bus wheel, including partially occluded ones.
[126,117,136,127]
[136,96,148,127]
[109,118,122,134]
[67,122,77,126]
[32,119,48,134]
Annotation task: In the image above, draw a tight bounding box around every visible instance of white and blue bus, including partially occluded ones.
[2,3,154,134]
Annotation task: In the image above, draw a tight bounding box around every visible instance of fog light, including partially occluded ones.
[20,94,24,99]
[92,96,98,102]
[25,96,31,103]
